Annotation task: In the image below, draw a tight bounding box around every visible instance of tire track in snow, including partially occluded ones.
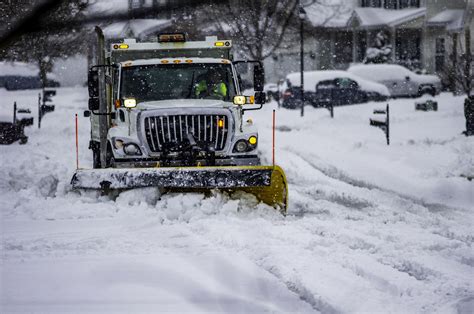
[283,146,467,216]
[258,148,474,312]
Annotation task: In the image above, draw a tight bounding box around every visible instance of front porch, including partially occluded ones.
[321,7,427,71]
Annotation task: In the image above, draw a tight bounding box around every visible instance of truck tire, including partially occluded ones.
[91,142,114,168]
[92,147,101,168]
[105,144,114,168]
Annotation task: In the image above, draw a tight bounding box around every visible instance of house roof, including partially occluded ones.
[427,9,465,31]
[350,7,426,28]
[103,19,172,40]
[0,61,57,79]
[305,1,354,28]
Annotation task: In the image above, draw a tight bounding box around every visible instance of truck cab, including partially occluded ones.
[87,34,266,169]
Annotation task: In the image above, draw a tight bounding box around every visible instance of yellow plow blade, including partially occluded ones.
[238,165,288,214]
[71,165,288,214]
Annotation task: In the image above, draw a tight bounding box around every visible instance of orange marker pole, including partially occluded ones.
[272,109,276,166]
[75,113,79,170]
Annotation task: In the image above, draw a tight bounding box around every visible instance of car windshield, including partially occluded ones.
[120,63,236,103]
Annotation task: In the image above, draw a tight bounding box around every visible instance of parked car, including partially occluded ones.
[264,83,279,102]
[348,64,442,98]
[281,70,390,109]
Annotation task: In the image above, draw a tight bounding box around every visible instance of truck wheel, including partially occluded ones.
[105,144,114,168]
[92,147,101,168]
[92,143,114,168]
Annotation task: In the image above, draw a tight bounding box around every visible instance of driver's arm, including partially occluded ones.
[195,80,207,97]
[216,82,227,97]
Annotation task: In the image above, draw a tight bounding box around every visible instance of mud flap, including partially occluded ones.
[71,165,288,213]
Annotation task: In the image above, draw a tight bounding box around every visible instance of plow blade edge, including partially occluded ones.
[71,166,288,213]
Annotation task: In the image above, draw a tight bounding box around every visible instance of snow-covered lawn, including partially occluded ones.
[0,87,472,313]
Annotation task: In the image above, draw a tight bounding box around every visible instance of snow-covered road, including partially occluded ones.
[1,87,473,313]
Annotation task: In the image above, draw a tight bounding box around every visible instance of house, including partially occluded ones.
[267,0,473,89]
[0,62,59,90]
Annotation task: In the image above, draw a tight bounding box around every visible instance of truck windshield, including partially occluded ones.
[120,63,236,103]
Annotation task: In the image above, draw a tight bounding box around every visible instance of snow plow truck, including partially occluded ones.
[71,29,288,213]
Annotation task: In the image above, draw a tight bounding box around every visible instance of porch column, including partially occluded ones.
[420,27,426,70]
[391,27,396,63]
[366,30,370,48]
[352,30,357,63]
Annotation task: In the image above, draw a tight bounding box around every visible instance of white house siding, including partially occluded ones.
[264,37,319,83]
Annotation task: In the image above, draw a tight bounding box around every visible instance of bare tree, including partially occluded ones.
[0,0,90,87]
[198,0,347,61]
[442,29,473,95]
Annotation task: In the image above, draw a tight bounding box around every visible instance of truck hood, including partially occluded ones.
[137,99,233,110]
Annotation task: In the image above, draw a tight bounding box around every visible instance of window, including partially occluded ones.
[399,0,409,9]
[396,29,421,61]
[384,0,397,9]
[120,63,236,103]
[379,0,420,9]
[336,78,359,89]
[334,32,353,65]
[361,0,381,8]
[435,38,445,72]
[410,0,420,7]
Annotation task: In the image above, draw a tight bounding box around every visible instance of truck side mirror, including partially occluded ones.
[254,65,264,92]
[88,98,99,111]
[88,69,100,98]
[254,91,266,104]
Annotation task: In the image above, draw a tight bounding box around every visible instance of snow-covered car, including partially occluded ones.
[348,64,442,98]
[263,83,279,101]
[0,62,60,90]
[281,70,390,109]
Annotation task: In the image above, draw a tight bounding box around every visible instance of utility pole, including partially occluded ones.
[299,1,306,117]
[465,28,471,96]
[452,32,458,93]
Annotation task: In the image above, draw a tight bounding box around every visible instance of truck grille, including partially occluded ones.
[144,114,229,153]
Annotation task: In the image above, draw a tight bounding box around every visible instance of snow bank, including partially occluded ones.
[286,70,390,96]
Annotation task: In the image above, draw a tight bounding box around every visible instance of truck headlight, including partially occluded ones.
[114,139,124,149]
[123,143,141,155]
[124,98,137,108]
[233,136,258,153]
[234,140,248,153]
